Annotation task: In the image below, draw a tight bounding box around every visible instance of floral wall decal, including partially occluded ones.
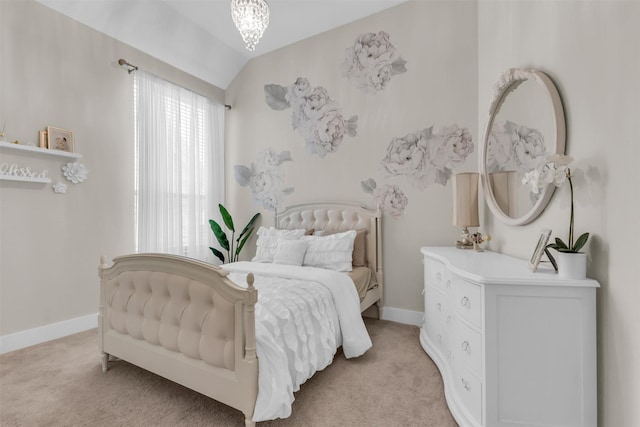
[380,124,473,189]
[264,78,358,158]
[62,161,88,184]
[487,120,547,173]
[235,148,294,211]
[361,178,408,217]
[341,31,407,93]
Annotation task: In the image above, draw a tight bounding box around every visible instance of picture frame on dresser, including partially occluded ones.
[528,228,551,272]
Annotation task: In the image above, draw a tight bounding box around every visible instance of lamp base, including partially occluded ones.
[456,240,474,249]
[455,226,474,249]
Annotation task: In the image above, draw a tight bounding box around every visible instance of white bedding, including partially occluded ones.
[224,261,372,422]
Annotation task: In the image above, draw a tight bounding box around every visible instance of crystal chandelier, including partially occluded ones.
[230,0,270,51]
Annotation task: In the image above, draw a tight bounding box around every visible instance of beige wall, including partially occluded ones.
[225,1,479,312]
[478,2,640,426]
[226,1,639,425]
[2,0,638,425]
[0,0,224,335]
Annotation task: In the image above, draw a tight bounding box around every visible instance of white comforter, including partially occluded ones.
[224,262,372,422]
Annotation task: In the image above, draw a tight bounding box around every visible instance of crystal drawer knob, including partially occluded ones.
[460,296,470,308]
[461,341,471,353]
[461,377,471,391]
[436,272,442,282]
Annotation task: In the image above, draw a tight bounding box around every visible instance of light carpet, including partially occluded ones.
[0,318,456,426]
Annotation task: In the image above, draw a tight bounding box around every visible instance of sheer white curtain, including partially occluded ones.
[134,71,224,262]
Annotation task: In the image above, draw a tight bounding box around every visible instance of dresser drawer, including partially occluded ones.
[424,259,448,292]
[427,286,451,324]
[452,277,482,328]
[452,319,483,376]
[453,357,482,425]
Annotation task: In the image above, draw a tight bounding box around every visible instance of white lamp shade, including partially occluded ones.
[452,172,479,227]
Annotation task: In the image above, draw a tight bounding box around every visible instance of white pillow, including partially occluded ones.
[273,239,309,266]
[252,227,306,263]
[301,229,356,272]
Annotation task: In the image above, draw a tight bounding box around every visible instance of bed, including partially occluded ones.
[98,201,383,426]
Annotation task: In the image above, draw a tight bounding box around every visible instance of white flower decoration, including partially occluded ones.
[522,154,574,194]
[341,31,407,93]
[234,149,294,211]
[52,182,67,194]
[264,78,358,158]
[62,162,88,184]
[380,124,474,189]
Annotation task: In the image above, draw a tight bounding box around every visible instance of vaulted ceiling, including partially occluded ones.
[37,0,407,89]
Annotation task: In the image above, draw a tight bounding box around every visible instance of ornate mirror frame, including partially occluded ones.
[479,68,566,226]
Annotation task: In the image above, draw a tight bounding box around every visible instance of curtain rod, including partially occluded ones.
[117,58,232,110]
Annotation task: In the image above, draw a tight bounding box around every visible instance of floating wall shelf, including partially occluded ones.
[0,140,82,159]
[0,140,83,185]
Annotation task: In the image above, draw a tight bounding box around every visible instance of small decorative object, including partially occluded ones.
[522,154,590,278]
[341,31,407,93]
[0,121,6,142]
[39,130,47,148]
[47,126,74,153]
[452,173,479,249]
[209,204,261,263]
[231,0,270,51]
[62,161,88,183]
[469,232,491,252]
[529,229,552,271]
[53,182,68,194]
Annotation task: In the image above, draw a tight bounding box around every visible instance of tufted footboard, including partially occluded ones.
[98,254,258,426]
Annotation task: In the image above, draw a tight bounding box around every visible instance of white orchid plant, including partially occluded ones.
[522,154,590,257]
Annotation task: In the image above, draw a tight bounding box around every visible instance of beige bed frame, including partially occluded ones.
[98,201,382,426]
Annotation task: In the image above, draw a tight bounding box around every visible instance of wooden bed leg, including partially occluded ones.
[244,416,256,427]
[376,300,383,319]
[101,352,109,373]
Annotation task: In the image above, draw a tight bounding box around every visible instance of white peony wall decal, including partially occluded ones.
[235,149,294,212]
[341,31,407,93]
[380,124,474,189]
[62,161,88,184]
[487,120,547,173]
[264,78,358,158]
[361,178,408,217]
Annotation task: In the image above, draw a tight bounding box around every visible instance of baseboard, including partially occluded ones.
[0,313,98,355]
[381,306,424,326]
[0,308,422,354]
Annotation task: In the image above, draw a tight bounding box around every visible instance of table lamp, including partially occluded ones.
[453,172,479,249]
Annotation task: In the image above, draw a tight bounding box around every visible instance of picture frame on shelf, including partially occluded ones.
[529,228,551,272]
[47,126,74,153]
[39,130,47,148]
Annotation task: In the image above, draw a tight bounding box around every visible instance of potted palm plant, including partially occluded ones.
[209,204,260,264]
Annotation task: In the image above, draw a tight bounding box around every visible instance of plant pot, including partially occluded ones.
[557,252,587,279]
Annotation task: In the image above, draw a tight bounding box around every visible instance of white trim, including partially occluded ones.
[381,306,424,327]
[0,307,422,354]
[0,313,98,354]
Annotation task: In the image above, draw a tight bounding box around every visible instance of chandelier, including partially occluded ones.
[230,0,270,51]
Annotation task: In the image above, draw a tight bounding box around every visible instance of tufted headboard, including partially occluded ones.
[275,201,383,282]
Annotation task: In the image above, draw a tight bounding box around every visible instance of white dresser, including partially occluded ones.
[420,247,598,427]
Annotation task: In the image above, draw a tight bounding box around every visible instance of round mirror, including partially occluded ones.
[479,68,566,225]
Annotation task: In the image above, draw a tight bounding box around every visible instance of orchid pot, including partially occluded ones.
[556,252,587,279]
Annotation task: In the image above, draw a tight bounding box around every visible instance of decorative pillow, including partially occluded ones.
[273,239,309,266]
[301,229,357,272]
[312,228,367,267]
[352,228,367,267]
[252,227,306,263]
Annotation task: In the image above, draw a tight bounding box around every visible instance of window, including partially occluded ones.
[134,71,224,262]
